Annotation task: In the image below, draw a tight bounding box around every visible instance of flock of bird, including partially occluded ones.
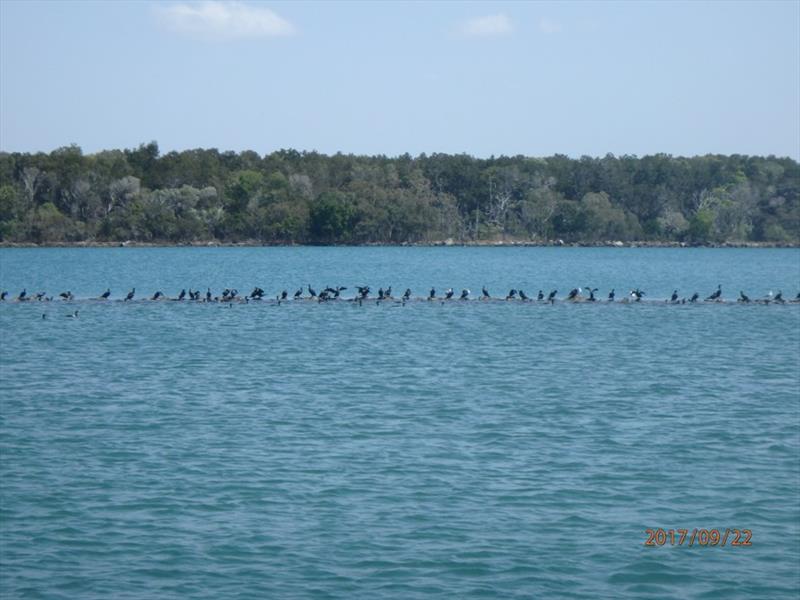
[2,284,799,306]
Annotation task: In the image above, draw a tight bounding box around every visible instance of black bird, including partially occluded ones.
[482,286,490,299]
[706,284,722,301]
[670,290,678,303]
[100,288,111,299]
[429,287,436,300]
[548,290,558,302]
[689,292,699,303]
[608,289,615,301]
[774,291,785,304]
[356,286,370,299]
[59,291,73,301]
[630,288,645,302]
[152,291,163,300]
[567,288,580,300]
[0,291,7,301]
[294,287,303,299]
[206,288,212,302]
[35,292,46,301]
[794,292,800,303]
[308,285,317,298]
[506,289,517,300]
[445,288,454,299]
[519,289,529,301]
[738,291,750,303]
[281,290,288,300]
[125,288,135,301]
[403,288,412,300]
[585,288,597,302]
[537,290,544,301]
[460,289,470,300]
[18,289,27,301]
[178,289,186,301]
[333,286,346,298]
[66,310,78,318]
[385,286,392,298]
[378,287,385,300]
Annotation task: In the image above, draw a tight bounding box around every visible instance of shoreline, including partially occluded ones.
[0,240,797,249]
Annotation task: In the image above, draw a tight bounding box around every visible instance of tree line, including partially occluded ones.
[0,143,797,245]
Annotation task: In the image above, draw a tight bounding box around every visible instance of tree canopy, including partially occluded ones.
[0,143,797,244]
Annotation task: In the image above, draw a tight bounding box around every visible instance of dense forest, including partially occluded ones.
[0,143,798,245]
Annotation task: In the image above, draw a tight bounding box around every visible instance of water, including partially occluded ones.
[1,247,799,599]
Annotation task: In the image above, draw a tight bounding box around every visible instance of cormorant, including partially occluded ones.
[608,289,615,301]
[537,290,544,301]
[519,289,529,301]
[482,286,490,299]
[125,288,135,301]
[460,289,470,300]
[206,288,212,302]
[152,291,163,300]
[630,288,645,302]
[548,290,557,302]
[378,287,385,300]
[403,288,412,300]
[0,291,7,301]
[774,291,785,304]
[308,285,317,298]
[567,288,580,300]
[101,288,111,299]
[689,292,699,303]
[18,289,27,301]
[59,291,73,301]
[178,289,186,301]
[35,292,46,301]
[706,285,722,301]
[281,290,288,300]
[506,289,517,300]
[670,290,678,303]
[445,288,454,299]
[294,288,303,299]
[738,291,750,303]
[587,288,598,302]
[429,287,436,300]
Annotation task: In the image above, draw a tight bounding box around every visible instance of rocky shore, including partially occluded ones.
[1,239,797,249]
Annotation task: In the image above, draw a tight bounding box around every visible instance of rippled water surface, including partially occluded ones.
[1,247,799,599]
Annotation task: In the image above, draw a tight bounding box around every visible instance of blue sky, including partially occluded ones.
[1,0,798,159]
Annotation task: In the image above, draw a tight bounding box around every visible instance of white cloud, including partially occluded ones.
[538,18,563,35]
[459,13,513,38]
[156,1,295,40]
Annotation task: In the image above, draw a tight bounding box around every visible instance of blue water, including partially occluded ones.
[1,247,799,599]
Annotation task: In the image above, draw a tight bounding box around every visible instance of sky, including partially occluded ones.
[0,0,798,159]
